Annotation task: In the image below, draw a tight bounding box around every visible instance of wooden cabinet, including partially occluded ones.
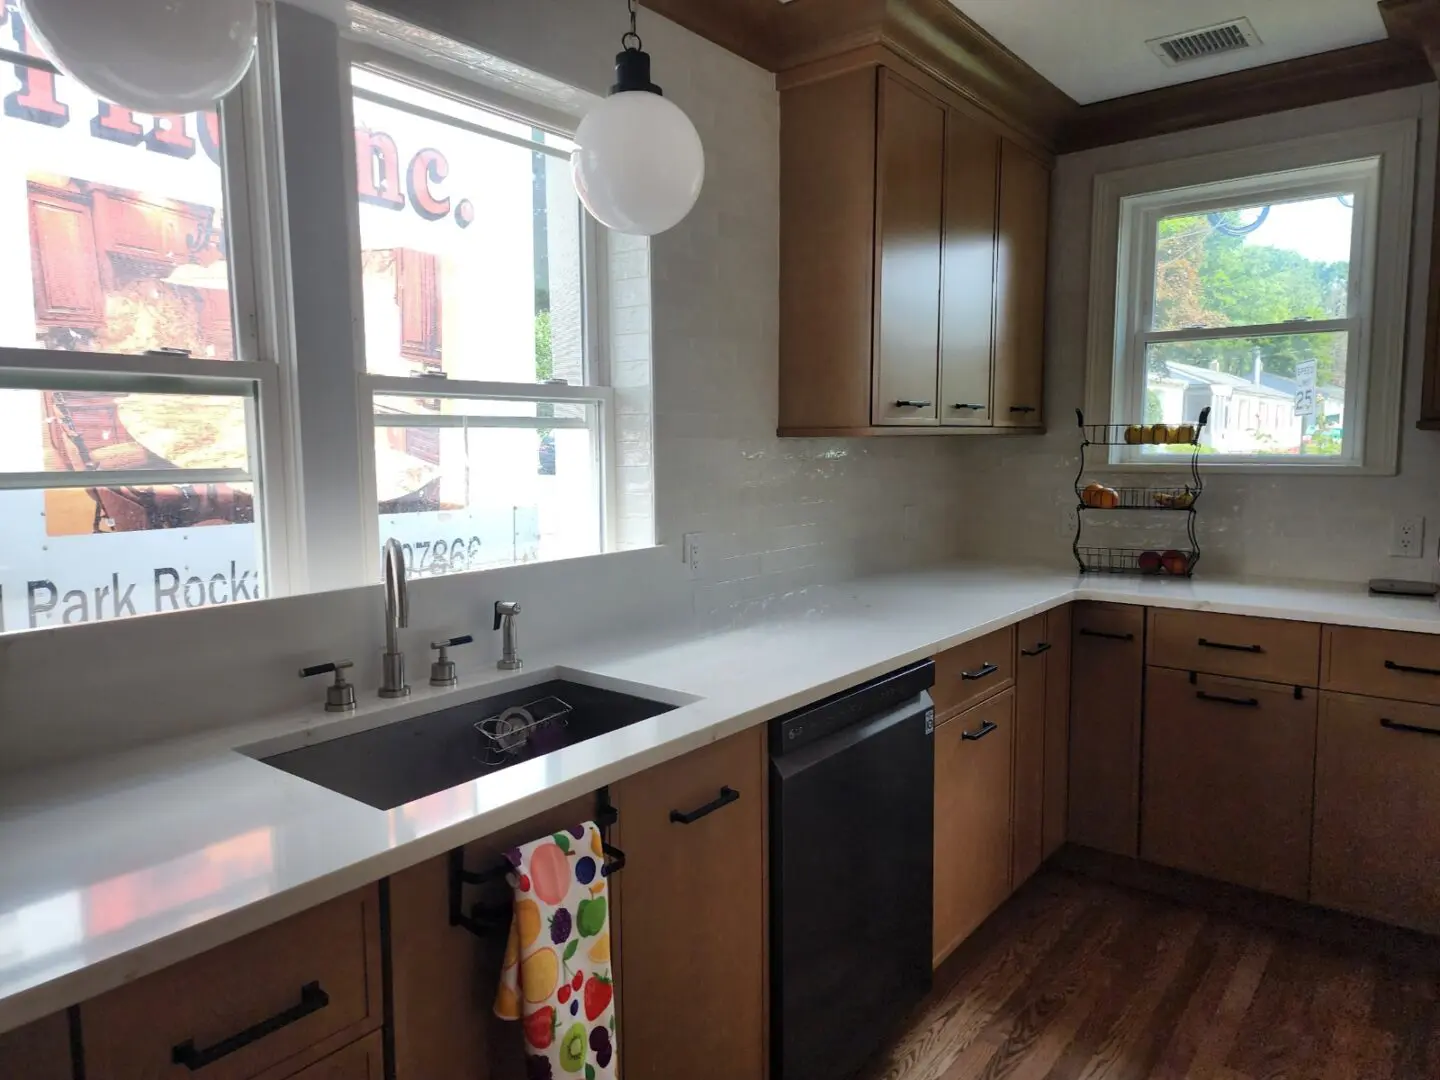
[933,689,1014,966]
[1012,614,1048,886]
[28,182,105,330]
[611,727,767,1080]
[1041,603,1072,860]
[932,625,1015,718]
[1067,602,1144,856]
[0,1012,71,1080]
[81,886,382,1080]
[1313,691,1440,934]
[387,793,598,1080]
[1148,608,1320,685]
[873,72,944,426]
[992,141,1049,427]
[1142,668,1317,900]
[289,1033,384,1080]
[778,62,1050,437]
[1321,624,1440,705]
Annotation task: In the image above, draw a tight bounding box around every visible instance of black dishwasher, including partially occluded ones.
[770,659,936,1080]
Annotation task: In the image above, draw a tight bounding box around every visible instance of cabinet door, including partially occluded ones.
[288,1032,384,1080]
[1313,692,1440,934]
[992,141,1049,427]
[1012,615,1047,887]
[28,185,105,329]
[388,794,598,1080]
[397,249,442,367]
[934,689,1014,966]
[1042,603,1072,859]
[612,727,767,1080]
[0,1013,72,1080]
[872,72,943,427]
[938,108,998,427]
[1143,668,1317,900]
[1068,603,1144,856]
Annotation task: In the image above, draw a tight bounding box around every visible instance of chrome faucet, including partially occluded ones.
[494,601,522,671]
[380,538,411,698]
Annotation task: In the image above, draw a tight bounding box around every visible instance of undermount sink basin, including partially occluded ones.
[252,676,680,810]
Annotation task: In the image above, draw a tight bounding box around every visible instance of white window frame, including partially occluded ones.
[0,6,299,595]
[1084,121,1417,475]
[340,44,616,580]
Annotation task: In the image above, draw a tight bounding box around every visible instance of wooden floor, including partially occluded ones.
[860,869,1440,1080]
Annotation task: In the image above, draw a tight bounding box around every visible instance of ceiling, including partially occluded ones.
[948,0,1390,105]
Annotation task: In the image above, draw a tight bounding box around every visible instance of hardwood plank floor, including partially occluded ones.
[860,870,1440,1080]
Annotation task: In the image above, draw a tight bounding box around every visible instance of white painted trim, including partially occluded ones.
[0,469,251,491]
[366,375,613,405]
[1084,119,1417,475]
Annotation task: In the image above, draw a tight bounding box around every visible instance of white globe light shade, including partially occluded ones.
[572,91,704,237]
[18,0,258,115]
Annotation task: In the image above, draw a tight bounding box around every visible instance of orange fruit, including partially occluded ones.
[522,948,559,1003]
[516,898,541,948]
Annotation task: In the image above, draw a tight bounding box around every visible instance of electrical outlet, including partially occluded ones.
[1392,516,1426,558]
[682,532,704,578]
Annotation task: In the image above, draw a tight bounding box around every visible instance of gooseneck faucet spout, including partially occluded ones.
[380,538,411,698]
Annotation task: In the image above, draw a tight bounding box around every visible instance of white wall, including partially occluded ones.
[953,85,1440,583]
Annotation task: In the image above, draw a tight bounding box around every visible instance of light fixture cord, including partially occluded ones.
[622,0,642,52]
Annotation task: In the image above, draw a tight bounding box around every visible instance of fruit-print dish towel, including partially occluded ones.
[495,821,618,1080]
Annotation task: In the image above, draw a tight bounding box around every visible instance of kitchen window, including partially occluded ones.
[0,0,287,632]
[1087,122,1416,473]
[351,61,612,572]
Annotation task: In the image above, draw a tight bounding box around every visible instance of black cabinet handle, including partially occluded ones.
[1384,659,1440,677]
[1009,405,1037,413]
[961,662,998,681]
[1198,637,1264,654]
[1195,690,1260,708]
[962,719,998,741]
[894,400,933,408]
[1381,717,1440,737]
[1078,628,1134,642]
[951,403,986,410]
[172,982,329,1070]
[670,786,740,825]
[1021,642,1051,657]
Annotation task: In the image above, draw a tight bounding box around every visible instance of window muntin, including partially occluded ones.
[1114,160,1377,466]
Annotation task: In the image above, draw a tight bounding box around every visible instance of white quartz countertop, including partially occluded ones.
[3,564,1439,1033]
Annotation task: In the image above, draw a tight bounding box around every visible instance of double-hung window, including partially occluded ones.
[0,0,286,632]
[1091,122,1416,473]
[350,62,610,578]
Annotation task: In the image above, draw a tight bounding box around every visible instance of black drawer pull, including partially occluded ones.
[1009,405,1037,413]
[1021,642,1051,657]
[1198,638,1263,654]
[1078,628,1134,642]
[895,399,933,409]
[1384,659,1440,677]
[1195,691,1260,708]
[172,982,329,1070]
[961,719,998,741]
[961,662,998,681]
[1380,717,1440,737]
[951,402,986,410]
[670,786,740,825]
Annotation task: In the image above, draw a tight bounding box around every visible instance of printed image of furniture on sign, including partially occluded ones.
[41,390,253,533]
[27,175,233,358]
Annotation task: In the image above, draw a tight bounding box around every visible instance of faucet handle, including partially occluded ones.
[429,635,474,688]
[299,660,357,713]
[493,600,521,630]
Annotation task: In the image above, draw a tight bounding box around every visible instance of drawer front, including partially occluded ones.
[288,1033,384,1080]
[1313,691,1440,934]
[932,625,1015,719]
[1141,668,1316,900]
[0,1013,71,1080]
[83,886,382,1080]
[1147,608,1319,685]
[1322,625,1440,704]
[1072,601,1144,644]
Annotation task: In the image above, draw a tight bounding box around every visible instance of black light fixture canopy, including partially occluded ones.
[612,0,663,96]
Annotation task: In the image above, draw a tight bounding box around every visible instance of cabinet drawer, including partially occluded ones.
[0,1013,71,1080]
[82,886,382,1080]
[1322,625,1440,704]
[1142,668,1316,900]
[288,1033,383,1080]
[1314,692,1440,934]
[1147,608,1319,685]
[932,625,1015,719]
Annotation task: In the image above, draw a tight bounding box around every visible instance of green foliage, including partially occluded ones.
[1150,212,1348,387]
[534,308,552,382]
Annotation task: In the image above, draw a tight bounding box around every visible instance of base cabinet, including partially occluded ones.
[933,688,1014,966]
[611,727,767,1080]
[1313,691,1440,934]
[1067,603,1144,856]
[289,1033,384,1080]
[1012,615,1048,886]
[0,1013,71,1080]
[1142,667,1316,900]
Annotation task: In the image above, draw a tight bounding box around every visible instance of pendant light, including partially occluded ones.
[18,0,258,114]
[571,0,705,237]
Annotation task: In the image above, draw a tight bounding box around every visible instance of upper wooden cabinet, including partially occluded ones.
[778,63,1052,437]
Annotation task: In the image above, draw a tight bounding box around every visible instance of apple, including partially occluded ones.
[1160,549,1190,575]
[1138,550,1162,574]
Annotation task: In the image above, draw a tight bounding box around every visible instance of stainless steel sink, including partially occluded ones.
[254,677,679,810]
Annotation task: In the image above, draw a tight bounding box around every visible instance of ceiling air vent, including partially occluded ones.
[1147,18,1261,66]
